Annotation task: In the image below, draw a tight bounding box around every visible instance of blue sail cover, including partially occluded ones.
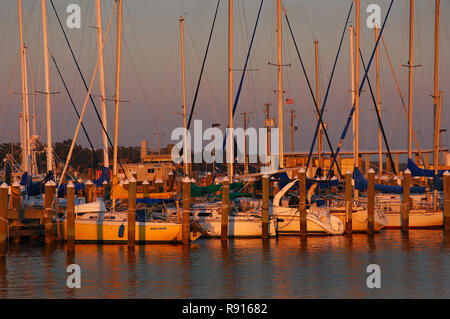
[354,167,425,194]
[407,158,447,177]
[277,172,339,191]
[24,171,54,196]
[57,181,85,197]
[94,167,110,187]
[136,198,175,205]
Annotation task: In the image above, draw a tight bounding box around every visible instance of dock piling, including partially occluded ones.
[182,177,191,244]
[221,177,230,241]
[444,171,450,231]
[67,182,75,253]
[85,180,94,203]
[402,169,411,232]
[128,178,137,248]
[367,168,375,235]
[142,180,149,199]
[262,175,269,240]
[44,181,56,244]
[299,168,307,237]
[0,183,8,257]
[11,181,21,209]
[345,171,353,234]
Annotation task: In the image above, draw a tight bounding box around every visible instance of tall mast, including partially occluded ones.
[277,0,284,168]
[375,27,382,177]
[407,0,414,159]
[241,112,249,175]
[112,0,123,183]
[180,16,189,177]
[354,0,360,172]
[227,0,233,179]
[95,0,109,170]
[349,25,356,165]
[289,110,296,153]
[41,0,53,173]
[314,40,323,170]
[18,0,30,173]
[433,0,440,172]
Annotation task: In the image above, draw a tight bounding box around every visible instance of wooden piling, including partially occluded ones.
[66,182,75,252]
[367,168,375,235]
[299,169,307,237]
[345,171,353,234]
[85,180,93,203]
[10,181,21,209]
[182,177,191,244]
[394,154,399,175]
[44,181,56,244]
[386,155,391,174]
[221,177,230,241]
[444,171,450,231]
[402,169,411,232]
[88,168,94,182]
[262,175,269,239]
[0,183,8,257]
[128,178,137,248]
[142,180,149,199]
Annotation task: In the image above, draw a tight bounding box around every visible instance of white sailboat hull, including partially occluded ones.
[384,210,443,228]
[195,216,277,238]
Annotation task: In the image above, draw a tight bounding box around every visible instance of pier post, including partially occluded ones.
[88,168,94,182]
[182,177,191,244]
[10,181,21,209]
[221,177,230,241]
[128,178,137,248]
[299,168,307,237]
[386,155,391,174]
[402,169,411,232]
[85,180,93,203]
[168,171,174,191]
[142,180,149,199]
[345,171,353,234]
[44,181,56,244]
[444,171,450,231]
[262,175,269,240]
[0,183,8,257]
[67,182,75,253]
[367,168,375,235]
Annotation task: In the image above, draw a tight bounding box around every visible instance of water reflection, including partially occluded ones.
[0,230,449,298]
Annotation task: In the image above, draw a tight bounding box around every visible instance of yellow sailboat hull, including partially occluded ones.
[59,220,201,243]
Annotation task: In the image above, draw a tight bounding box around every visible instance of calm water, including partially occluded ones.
[0,230,449,298]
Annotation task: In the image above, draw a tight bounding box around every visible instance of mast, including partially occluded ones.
[179,16,189,177]
[41,0,53,173]
[314,40,323,170]
[375,27,382,177]
[112,0,123,183]
[433,0,440,173]
[241,112,249,175]
[18,0,30,173]
[95,0,109,170]
[354,0,360,173]
[349,25,356,167]
[407,0,414,159]
[277,0,284,168]
[289,110,296,153]
[227,0,233,179]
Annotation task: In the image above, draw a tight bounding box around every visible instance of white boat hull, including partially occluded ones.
[274,207,344,235]
[195,216,277,238]
[384,210,443,228]
[331,209,388,232]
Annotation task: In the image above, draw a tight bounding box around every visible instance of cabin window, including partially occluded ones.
[147,168,155,173]
[89,216,98,220]
[104,216,115,220]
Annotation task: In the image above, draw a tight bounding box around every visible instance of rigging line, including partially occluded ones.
[49,0,127,178]
[380,35,423,163]
[187,0,220,130]
[358,48,397,176]
[326,0,394,180]
[50,52,97,162]
[222,0,264,150]
[283,4,351,178]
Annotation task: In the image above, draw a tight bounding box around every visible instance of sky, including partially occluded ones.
[0,0,449,159]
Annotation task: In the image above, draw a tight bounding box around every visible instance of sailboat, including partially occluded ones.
[273,179,344,235]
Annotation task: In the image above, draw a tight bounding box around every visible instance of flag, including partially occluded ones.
[286,98,294,104]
